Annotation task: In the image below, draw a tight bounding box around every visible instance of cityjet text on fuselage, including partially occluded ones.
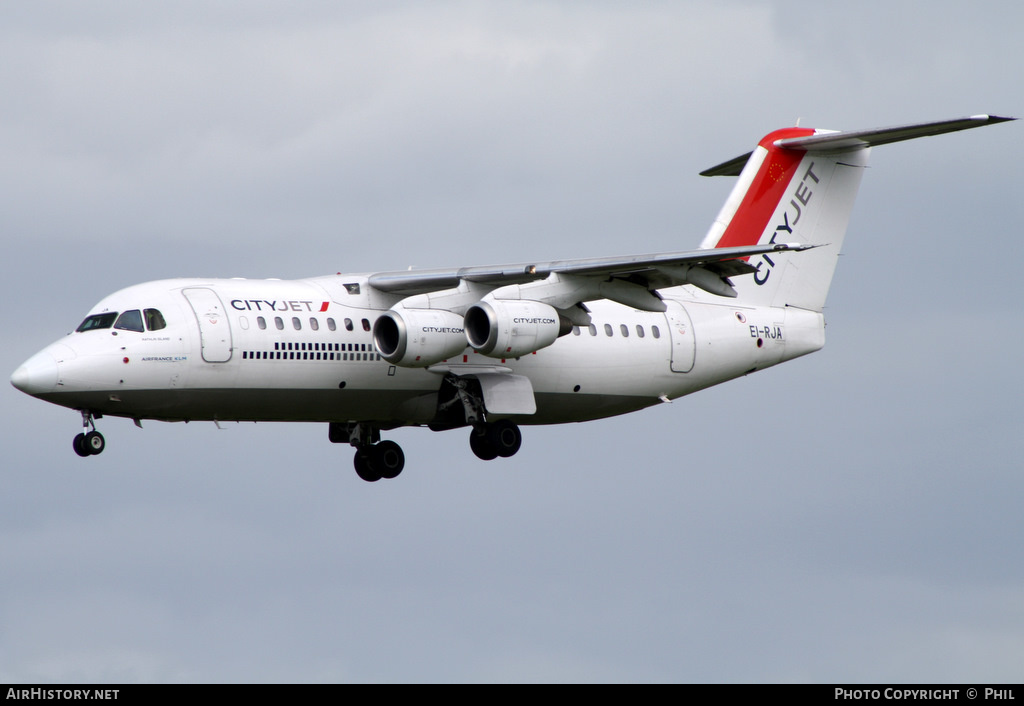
[230,299,330,313]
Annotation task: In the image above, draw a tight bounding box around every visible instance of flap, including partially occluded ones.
[474,373,537,416]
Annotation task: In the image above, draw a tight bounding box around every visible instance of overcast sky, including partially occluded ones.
[3,1,1022,683]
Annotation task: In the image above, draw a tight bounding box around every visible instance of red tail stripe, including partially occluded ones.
[715,127,815,250]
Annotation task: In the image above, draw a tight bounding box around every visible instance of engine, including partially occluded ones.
[373,307,468,367]
[464,299,569,358]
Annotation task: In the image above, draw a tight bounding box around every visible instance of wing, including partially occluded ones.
[367,242,813,307]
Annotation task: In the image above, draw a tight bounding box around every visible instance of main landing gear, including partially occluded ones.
[469,419,522,461]
[447,375,523,462]
[436,374,525,463]
[329,422,406,483]
[353,440,405,483]
[72,410,105,457]
[329,418,524,482]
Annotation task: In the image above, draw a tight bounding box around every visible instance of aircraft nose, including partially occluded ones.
[11,346,66,396]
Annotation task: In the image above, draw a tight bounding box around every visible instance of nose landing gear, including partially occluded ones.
[72,411,105,457]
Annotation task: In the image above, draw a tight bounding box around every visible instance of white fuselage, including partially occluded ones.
[16,274,824,429]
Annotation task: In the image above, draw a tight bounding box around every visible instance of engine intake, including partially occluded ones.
[373,307,468,367]
[464,300,569,358]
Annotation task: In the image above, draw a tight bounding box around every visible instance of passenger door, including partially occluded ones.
[665,301,695,373]
[182,288,233,363]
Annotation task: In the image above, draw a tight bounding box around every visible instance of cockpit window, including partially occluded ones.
[114,310,145,332]
[76,312,118,332]
[144,308,166,331]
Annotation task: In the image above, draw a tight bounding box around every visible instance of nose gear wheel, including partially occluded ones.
[72,411,105,457]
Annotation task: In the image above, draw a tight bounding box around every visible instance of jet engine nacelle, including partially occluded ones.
[373,307,468,367]
[464,299,568,358]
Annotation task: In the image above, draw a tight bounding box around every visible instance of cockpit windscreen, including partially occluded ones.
[75,313,118,332]
[76,308,167,333]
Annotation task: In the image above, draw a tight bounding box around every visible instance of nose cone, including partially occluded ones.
[11,347,64,396]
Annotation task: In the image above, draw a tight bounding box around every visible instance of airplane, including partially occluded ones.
[10,114,1013,482]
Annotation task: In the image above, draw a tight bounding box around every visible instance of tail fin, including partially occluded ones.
[700,115,1013,312]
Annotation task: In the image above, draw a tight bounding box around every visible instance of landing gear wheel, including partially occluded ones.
[488,420,522,458]
[73,433,90,457]
[353,448,382,482]
[84,431,105,456]
[373,440,405,479]
[470,429,499,461]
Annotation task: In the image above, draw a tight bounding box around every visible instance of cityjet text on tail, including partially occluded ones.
[11,115,1013,481]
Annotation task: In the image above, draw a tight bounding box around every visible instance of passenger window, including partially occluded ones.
[588,324,597,336]
[362,318,371,332]
[257,316,267,330]
[275,317,284,330]
[76,312,118,332]
[144,309,167,331]
[636,325,645,338]
[114,310,144,332]
[309,317,319,331]
[620,324,629,338]
[572,326,580,336]
[327,318,337,332]
[344,318,354,331]
[651,325,661,339]
[604,324,613,337]
[292,317,301,330]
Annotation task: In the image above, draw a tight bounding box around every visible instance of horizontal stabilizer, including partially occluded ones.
[776,114,1015,152]
[701,114,1014,177]
[700,152,753,177]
